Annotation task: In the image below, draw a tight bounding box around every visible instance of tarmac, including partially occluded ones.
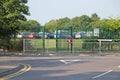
[0,52,120,76]
[0,57,18,78]
[0,57,31,80]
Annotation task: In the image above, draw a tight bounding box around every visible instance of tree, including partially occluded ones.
[79,15,92,29]
[56,17,71,28]
[91,13,100,22]
[19,20,41,32]
[0,0,29,37]
[91,18,120,39]
[0,0,29,49]
[70,15,91,31]
[45,20,57,32]
[107,19,120,38]
[70,16,80,28]
[107,19,120,30]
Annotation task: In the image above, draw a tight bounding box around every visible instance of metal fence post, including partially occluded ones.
[56,26,58,52]
[41,26,45,52]
[23,39,25,53]
[69,26,73,53]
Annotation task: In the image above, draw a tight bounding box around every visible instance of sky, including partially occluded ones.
[26,0,120,25]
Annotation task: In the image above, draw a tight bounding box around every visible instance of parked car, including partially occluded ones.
[16,33,22,38]
[22,32,41,39]
[80,31,86,38]
[22,32,31,38]
[72,32,76,39]
[54,34,60,39]
[12,33,22,38]
[28,32,41,39]
[39,32,48,38]
[47,33,54,39]
[75,32,81,38]
[75,31,86,39]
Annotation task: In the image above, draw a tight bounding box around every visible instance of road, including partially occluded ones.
[1,55,120,80]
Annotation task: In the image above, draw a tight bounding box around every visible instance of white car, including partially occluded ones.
[16,33,22,38]
[75,32,81,38]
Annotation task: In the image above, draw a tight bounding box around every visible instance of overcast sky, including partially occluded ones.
[26,0,120,25]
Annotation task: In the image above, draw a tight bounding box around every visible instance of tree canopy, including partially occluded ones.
[45,13,100,32]
[0,0,29,49]
[19,20,41,32]
[44,13,120,39]
[0,0,29,39]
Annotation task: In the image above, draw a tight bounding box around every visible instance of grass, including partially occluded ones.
[29,39,83,52]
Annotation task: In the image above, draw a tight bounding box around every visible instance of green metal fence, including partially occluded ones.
[23,26,120,54]
[55,26,73,52]
[23,39,120,53]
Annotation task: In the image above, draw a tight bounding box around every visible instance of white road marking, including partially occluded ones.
[60,59,80,64]
[92,70,113,79]
[118,65,120,68]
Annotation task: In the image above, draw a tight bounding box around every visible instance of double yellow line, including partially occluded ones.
[0,64,31,80]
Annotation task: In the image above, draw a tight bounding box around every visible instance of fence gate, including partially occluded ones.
[23,39,43,53]
[23,26,45,53]
[55,26,73,53]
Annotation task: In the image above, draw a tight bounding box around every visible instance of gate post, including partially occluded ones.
[41,26,45,52]
[56,26,58,52]
[69,26,73,53]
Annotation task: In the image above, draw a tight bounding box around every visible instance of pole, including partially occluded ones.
[56,26,58,52]
[98,40,101,54]
[70,26,73,53]
[41,26,45,52]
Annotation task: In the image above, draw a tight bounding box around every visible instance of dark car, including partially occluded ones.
[47,33,54,39]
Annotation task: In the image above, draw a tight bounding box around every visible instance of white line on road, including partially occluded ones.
[92,70,113,79]
[59,59,81,64]
[118,65,120,68]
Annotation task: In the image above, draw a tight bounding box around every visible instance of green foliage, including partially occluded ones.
[69,15,92,31]
[0,0,29,36]
[107,19,120,30]
[0,0,29,49]
[10,38,23,51]
[45,20,57,32]
[91,19,120,39]
[56,17,71,28]
[45,13,100,32]
[45,17,71,32]
[19,20,41,32]
[91,13,100,22]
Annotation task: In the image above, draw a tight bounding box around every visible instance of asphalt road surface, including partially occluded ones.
[1,55,120,80]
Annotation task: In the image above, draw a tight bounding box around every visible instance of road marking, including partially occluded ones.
[60,59,80,64]
[0,64,31,80]
[118,65,120,68]
[92,70,113,79]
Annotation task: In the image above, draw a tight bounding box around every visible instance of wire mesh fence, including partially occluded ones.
[23,39,120,54]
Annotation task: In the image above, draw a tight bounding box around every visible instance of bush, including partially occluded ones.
[82,39,99,50]
[10,38,23,51]
[0,38,10,50]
